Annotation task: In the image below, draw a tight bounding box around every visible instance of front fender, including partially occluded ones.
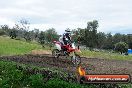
[75,48,82,53]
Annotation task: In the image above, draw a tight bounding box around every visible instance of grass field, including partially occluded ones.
[80,50,132,60]
[0,36,43,56]
[0,36,131,60]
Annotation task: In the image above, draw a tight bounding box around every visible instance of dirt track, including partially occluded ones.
[0,54,132,81]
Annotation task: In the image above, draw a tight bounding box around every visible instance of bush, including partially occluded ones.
[9,29,17,39]
[0,30,6,36]
[45,78,85,88]
[29,74,44,88]
[114,42,128,54]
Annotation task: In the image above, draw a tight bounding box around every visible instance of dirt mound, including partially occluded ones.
[31,50,52,55]
[0,54,76,73]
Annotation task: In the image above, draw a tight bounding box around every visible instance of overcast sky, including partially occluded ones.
[0,0,132,34]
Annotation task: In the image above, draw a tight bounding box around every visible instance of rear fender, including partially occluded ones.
[55,43,61,50]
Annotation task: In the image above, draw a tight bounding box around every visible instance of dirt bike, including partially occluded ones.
[52,40,81,65]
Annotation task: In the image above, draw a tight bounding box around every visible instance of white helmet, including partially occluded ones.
[65,29,71,33]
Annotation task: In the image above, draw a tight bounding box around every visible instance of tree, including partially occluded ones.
[13,19,30,40]
[114,42,128,54]
[103,33,114,49]
[45,28,59,49]
[9,28,17,39]
[127,34,132,49]
[71,29,79,43]
[19,19,30,31]
[33,29,40,40]
[38,31,45,47]
[45,28,59,43]
[97,32,106,49]
[70,28,86,47]
[84,20,98,50]
[1,25,10,35]
[24,31,31,42]
[113,33,122,44]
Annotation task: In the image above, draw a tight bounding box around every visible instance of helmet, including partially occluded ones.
[65,29,71,33]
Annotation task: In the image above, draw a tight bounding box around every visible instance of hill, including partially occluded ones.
[0,36,42,56]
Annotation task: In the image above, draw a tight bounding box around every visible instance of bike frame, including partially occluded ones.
[54,41,78,51]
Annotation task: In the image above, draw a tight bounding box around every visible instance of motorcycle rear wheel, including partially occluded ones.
[52,49,60,58]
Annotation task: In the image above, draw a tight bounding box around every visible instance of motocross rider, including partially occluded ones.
[59,29,72,47]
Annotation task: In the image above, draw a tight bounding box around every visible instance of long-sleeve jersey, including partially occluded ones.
[63,33,71,41]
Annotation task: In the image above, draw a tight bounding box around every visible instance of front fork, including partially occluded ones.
[70,51,76,58]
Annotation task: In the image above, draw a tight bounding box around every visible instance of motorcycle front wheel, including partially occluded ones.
[71,54,81,66]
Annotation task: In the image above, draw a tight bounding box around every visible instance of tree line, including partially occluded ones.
[0,19,59,48]
[0,19,132,53]
[72,20,132,53]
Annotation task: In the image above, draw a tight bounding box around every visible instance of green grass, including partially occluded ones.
[79,50,132,60]
[0,36,131,60]
[0,36,43,56]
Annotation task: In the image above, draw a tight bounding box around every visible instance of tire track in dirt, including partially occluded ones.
[81,57,132,81]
